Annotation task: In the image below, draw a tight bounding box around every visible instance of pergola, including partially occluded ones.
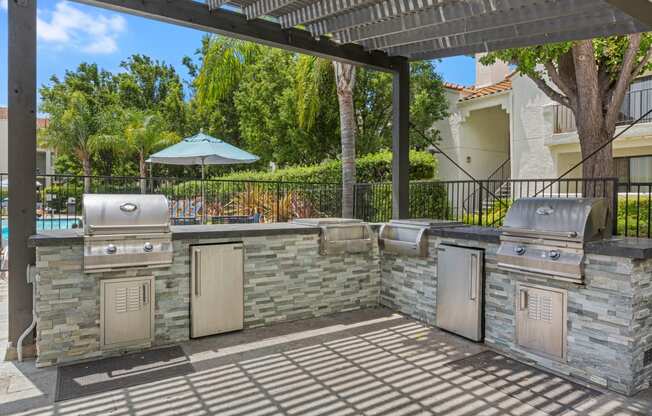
[6,0,652,352]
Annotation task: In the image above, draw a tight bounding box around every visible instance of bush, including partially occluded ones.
[617,195,651,237]
[210,150,437,183]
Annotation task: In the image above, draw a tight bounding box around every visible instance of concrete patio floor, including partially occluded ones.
[1,307,652,416]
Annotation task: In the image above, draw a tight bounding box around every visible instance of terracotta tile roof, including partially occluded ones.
[443,82,475,94]
[460,77,512,101]
[0,107,49,128]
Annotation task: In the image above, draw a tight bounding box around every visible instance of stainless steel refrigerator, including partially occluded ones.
[436,244,484,341]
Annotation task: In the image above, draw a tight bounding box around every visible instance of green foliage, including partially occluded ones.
[462,199,513,228]
[208,150,437,183]
[40,64,120,177]
[40,58,187,177]
[186,35,449,167]
[481,35,652,88]
[617,196,651,237]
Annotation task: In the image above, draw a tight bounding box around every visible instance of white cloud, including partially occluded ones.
[0,0,7,11]
[37,1,126,54]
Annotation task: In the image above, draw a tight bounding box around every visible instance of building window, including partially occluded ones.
[616,155,652,191]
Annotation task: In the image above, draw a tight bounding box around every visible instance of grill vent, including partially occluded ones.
[644,349,652,366]
[527,293,553,322]
[114,286,142,313]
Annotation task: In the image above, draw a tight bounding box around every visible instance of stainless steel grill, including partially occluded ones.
[82,194,173,273]
[497,198,610,284]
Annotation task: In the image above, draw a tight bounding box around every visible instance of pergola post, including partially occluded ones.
[392,58,409,220]
[8,0,37,353]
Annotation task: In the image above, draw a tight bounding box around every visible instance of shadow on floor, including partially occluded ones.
[1,307,651,416]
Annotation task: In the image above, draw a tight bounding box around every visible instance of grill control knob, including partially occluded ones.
[105,244,117,254]
[143,242,154,253]
[548,250,561,260]
[514,246,526,255]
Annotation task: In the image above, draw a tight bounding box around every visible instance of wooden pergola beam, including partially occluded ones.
[606,0,652,28]
[74,0,401,72]
[387,7,644,57]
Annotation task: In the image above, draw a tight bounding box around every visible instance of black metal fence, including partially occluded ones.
[355,177,652,238]
[2,174,652,248]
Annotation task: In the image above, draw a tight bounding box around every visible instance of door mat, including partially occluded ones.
[446,351,602,416]
[55,346,193,402]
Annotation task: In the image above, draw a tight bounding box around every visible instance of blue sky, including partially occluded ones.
[0,0,476,108]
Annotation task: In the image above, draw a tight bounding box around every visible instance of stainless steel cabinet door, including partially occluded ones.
[191,244,244,338]
[101,276,154,348]
[436,245,483,341]
[516,284,566,360]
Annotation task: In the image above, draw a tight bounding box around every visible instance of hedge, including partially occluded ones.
[210,150,437,183]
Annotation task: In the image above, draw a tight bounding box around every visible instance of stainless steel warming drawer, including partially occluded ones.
[436,244,484,341]
[379,219,461,257]
[291,218,373,255]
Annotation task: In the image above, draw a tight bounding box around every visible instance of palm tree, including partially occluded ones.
[333,62,357,218]
[194,36,260,107]
[40,91,99,193]
[295,57,358,218]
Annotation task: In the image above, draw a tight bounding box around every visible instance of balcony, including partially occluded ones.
[554,85,652,134]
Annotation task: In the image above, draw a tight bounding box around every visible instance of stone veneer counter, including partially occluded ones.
[28,223,652,395]
[30,223,379,367]
[380,226,652,396]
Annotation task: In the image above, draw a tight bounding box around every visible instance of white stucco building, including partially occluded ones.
[436,56,652,186]
[0,107,54,176]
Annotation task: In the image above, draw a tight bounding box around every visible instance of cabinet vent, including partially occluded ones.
[644,349,652,367]
[114,286,142,313]
[527,293,553,322]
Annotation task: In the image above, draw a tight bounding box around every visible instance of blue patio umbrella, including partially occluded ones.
[147,132,259,223]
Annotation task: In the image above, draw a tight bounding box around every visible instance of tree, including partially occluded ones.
[40,64,119,192]
[334,62,357,218]
[116,54,187,136]
[93,110,180,193]
[482,34,652,183]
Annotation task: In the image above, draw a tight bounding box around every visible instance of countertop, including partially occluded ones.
[26,222,652,260]
[28,223,321,247]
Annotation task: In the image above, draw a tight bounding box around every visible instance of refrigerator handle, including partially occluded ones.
[194,249,201,297]
[469,253,477,301]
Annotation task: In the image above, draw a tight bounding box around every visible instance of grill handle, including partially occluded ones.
[142,283,148,305]
[194,249,201,297]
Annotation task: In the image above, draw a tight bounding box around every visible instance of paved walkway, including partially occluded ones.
[1,307,652,415]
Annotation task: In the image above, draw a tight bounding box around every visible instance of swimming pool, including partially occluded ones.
[0,218,81,243]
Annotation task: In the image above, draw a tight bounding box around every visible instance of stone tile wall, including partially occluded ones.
[35,233,380,367]
[379,233,651,396]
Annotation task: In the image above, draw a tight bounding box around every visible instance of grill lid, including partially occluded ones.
[502,198,609,242]
[82,194,171,235]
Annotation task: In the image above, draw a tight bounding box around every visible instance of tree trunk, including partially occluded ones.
[139,153,147,194]
[572,41,615,200]
[334,62,357,218]
[82,156,92,194]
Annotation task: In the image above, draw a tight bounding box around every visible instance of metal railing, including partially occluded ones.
[0,173,343,250]
[2,174,652,250]
[554,87,652,133]
[353,177,652,238]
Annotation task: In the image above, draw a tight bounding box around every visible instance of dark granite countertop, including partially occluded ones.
[427,226,502,244]
[585,238,652,260]
[28,223,320,247]
[26,222,652,260]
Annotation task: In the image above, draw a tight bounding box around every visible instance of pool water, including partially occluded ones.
[1,218,81,242]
